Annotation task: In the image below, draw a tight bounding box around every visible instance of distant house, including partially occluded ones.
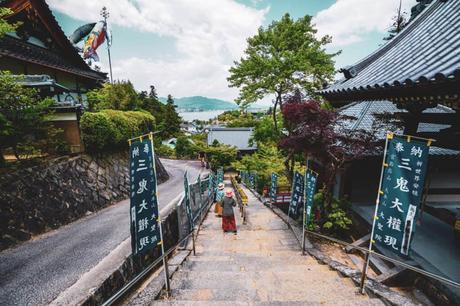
[162,138,177,149]
[180,122,199,135]
[0,0,107,152]
[206,127,257,154]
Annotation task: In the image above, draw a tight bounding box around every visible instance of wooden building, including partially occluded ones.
[0,0,107,152]
[319,0,460,297]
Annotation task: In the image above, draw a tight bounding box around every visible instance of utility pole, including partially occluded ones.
[100,6,113,83]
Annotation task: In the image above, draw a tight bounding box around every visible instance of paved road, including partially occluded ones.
[0,159,204,306]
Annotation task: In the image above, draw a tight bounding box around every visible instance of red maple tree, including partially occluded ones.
[279,94,379,207]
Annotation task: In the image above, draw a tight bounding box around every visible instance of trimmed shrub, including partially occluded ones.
[81,110,155,152]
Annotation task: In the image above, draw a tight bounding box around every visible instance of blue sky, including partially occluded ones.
[50,0,416,104]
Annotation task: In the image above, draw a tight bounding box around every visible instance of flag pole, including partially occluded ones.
[149,133,171,297]
[359,132,392,294]
[101,6,113,83]
[302,159,309,255]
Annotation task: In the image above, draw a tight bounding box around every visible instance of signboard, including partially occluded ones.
[288,171,304,219]
[270,172,278,202]
[129,136,160,255]
[372,134,430,257]
[303,169,318,227]
[184,171,193,231]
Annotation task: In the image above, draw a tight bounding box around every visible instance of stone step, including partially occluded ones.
[152,301,249,306]
[169,288,258,302]
[160,288,383,305]
[179,260,335,274]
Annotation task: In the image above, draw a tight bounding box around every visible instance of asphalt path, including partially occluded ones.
[0,159,204,306]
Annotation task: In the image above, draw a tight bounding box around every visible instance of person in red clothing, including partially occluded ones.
[221,189,237,234]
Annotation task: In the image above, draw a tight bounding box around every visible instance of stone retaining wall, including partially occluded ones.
[0,153,169,250]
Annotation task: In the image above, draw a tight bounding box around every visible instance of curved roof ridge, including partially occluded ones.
[342,0,440,76]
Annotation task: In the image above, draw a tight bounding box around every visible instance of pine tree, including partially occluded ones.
[162,94,181,138]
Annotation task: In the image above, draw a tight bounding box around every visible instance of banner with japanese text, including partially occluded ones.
[217,167,224,183]
[129,138,160,255]
[373,134,430,257]
[184,171,193,231]
[288,171,304,219]
[304,169,318,227]
[208,172,215,191]
[249,172,256,189]
[270,172,278,202]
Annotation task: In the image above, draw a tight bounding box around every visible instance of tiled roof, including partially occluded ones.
[0,0,106,81]
[320,0,460,101]
[0,36,105,80]
[339,100,459,156]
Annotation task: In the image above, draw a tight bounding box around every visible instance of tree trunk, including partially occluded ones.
[272,98,279,132]
[284,151,294,185]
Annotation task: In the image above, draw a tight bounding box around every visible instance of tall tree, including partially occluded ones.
[228,13,336,131]
[162,94,181,138]
[279,96,378,208]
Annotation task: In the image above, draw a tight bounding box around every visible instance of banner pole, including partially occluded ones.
[150,134,171,297]
[359,133,391,294]
[302,160,309,255]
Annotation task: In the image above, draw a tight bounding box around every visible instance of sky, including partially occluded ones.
[50,0,417,104]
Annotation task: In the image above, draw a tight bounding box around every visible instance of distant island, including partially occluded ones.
[159,96,238,111]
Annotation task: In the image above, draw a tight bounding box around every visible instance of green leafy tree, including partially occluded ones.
[0,8,20,38]
[87,80,140,111]
[251,114,282,145]
[204,143,237,170]
[232,143,288,192]
[175,136,195,159]
[0,72,53,165]
[228,13,337,131]
[162,94,181,138]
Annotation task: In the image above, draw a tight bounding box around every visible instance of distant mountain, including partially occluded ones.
[159,96,238,111]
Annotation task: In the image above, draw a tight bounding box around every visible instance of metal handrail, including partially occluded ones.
[284,219,460,290]
[101,231,194,306]
[102,187,214,306]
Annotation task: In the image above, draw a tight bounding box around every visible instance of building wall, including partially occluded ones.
[52,118,83,153]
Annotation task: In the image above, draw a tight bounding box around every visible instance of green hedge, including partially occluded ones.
[80,110,155,152]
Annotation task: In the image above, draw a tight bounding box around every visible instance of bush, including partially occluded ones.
[80,110,155,152]
[175,136,196,159]
[311,192,352,237]
[156,144,175,158]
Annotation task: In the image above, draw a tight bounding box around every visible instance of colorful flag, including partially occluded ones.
[83,21,108,61]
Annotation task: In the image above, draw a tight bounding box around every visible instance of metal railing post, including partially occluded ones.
[192,228,196,256]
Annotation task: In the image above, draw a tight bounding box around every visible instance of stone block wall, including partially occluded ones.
[0,153,169,250]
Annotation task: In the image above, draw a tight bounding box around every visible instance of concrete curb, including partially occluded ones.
[243,185,420,306]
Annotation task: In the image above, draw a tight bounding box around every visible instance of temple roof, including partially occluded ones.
[339,100,459,156]
[0,0,106,82]
[320,0,460,107]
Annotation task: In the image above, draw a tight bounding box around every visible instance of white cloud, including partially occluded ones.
[313,0,418,47]
[48,0,268,101]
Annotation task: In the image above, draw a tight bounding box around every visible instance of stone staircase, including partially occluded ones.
[155,183,385,305]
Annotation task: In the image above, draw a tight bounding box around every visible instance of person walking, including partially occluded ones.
[214,183,224,217]
[221,189,237,234]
